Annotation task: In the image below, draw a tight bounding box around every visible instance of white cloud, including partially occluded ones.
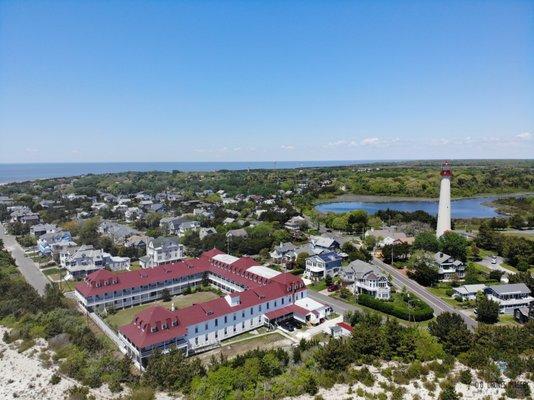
[360,137,401,147]
[281,145,295,150]
[325,139,357,148]
[25,148,39,153]
[516,132,532,140]
[361,137,380,146]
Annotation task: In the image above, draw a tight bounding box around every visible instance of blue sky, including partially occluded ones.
[0,0,532,163]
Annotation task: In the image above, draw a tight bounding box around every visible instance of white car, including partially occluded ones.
[491,256,497,264]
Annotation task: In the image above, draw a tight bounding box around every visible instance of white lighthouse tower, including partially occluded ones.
[436,161,452,238]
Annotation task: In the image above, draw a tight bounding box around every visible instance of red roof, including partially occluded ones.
[265,304,310,320]
[337,322,353,332]
[75,249,308,349]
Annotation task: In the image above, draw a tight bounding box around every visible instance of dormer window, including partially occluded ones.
[161,323,167,329]
[151,326,158,333]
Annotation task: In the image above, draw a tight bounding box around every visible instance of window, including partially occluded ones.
[250,307,253,315]
[205,323,208,330]
[281,298,284,305]
[195,326,198,333]
[242,322,245,329]
[215,319,218,327]
[205,334,208,341]
[195,337,198,345]
[224,316,227,323]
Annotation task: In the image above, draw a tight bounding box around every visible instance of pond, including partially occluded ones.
[315,197,501,218]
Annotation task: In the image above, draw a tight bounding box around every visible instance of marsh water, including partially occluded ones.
[315,197,501,218]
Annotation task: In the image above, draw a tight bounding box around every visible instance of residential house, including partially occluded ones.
[99,220,140,245]
[284,216,306,231]
[339,260,391,300]
[304,251,343,280]
[38,231,75,255]
[60,245,130,279]
[124,235,152,251]
[30,223,58,237]
[140,237,184,268]
[514,305,533,324]
[452,284,487,301]
[125,207,145,222]
[309,236,341,253]
[485,283,534,314]
[226,228,248,239]
[199,227,217,240]
[330,322,353,338]
[434,252,466,281]
[365,227,414,247]
[270,242,297,264]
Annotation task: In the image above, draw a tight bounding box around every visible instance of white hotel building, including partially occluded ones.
[75,249,329,369]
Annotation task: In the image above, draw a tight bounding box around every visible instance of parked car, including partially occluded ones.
[327,284,340,292]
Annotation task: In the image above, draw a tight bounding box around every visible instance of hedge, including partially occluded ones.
[357,293,434,322]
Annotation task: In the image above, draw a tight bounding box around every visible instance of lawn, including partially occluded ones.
[129,261,141,270]
[104,291,220,330]
[43,267,61,276]
[196,332,290,362]
[308,280,327,292]
[428,285,467,308]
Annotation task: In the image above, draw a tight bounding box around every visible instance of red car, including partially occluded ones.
[327,284,340,292]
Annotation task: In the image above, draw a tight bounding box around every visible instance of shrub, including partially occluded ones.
[50,374,61,385]
[357,294,434,321]
[458,369,472,385]
[505,381,531,399]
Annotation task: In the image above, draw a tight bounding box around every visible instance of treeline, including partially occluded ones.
[476,222,534,270]
[142,311,534,400]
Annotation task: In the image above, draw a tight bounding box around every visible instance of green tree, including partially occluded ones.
[428,312,472,356]
[439,231,468,262]
[413,232,440,252]
[161,288,171,302]
[315,338,352,371]
[474,292,499,324]
[407,252,439,287]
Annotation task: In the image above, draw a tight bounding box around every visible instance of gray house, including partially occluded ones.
[434,252,465,281]
[485,283,534,314]
[304,252,343,280]
[340,260,391,300]
[270,242,297,264]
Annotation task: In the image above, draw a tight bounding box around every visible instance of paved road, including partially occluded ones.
[372,257,478,329]
[0,223,49,295]
[307,289,361,315]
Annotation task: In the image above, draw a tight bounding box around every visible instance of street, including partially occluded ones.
[307,289,362,315]
[372,257,478,329]
[0,223,49,295]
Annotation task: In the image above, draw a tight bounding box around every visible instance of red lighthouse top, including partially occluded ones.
[440,160,452,177]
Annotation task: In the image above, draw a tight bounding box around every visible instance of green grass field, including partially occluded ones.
[104,291,220,330]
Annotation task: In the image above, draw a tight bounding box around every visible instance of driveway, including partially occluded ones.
[478,255,516,275]
[0,223,49,295]
[307,290,362,315]
[372,257,478,330]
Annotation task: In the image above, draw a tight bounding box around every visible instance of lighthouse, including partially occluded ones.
[436,161,452,238]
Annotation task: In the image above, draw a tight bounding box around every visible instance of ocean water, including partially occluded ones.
[315,197,500,218]
[0,161,373,184]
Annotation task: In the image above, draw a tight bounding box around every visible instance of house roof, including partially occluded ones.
[453,284,487,295]
[150,236,179,248]
[337,322,353,332]
[309,251,342,263]
[117,270,306,348]
[488,283,530,295]
[264,304,309,320]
